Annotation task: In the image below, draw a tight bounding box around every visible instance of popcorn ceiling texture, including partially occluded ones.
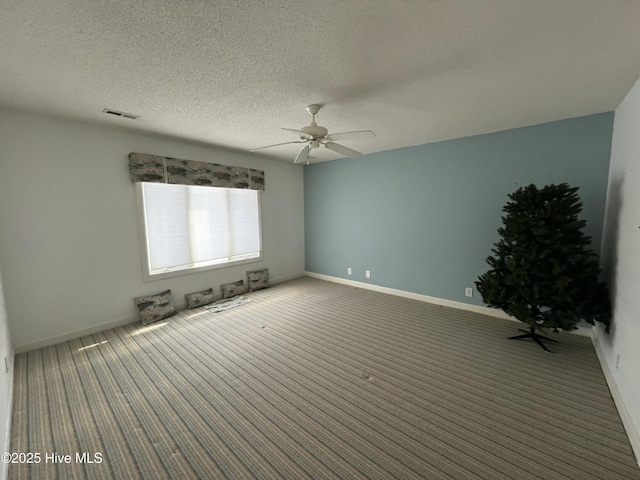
[1,1,640,162]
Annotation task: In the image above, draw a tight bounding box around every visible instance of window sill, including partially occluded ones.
[141,256,264,283]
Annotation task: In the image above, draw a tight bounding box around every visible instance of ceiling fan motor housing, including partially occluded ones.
[301,123,328,139]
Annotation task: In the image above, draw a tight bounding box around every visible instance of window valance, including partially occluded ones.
[128,152,265,191]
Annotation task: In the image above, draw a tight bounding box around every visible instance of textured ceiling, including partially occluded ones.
[1,1,640,163]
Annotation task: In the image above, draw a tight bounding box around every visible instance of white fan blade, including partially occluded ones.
[250,140,306,152]
[293,144,311,164]
[326,130,376,141]
[323,142,362,159]
[282,128,312,138]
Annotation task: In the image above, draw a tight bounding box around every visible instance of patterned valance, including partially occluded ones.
[128,152,265,191]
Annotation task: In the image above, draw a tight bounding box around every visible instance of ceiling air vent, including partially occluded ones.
[102,108,140,120]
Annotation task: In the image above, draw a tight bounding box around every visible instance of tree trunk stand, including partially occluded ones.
[508,326,557,353]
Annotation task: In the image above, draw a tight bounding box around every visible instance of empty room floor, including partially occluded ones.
[8,276,640,479]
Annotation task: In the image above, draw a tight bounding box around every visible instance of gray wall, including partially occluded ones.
[0,109,305,350]
[595,76,640,460]
[304,113,614,305]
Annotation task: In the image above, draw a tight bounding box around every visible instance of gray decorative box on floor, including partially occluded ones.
[133,290,176,325]
[246,268,269,291]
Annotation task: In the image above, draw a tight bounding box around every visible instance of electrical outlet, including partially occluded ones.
[465,287,473,297]
[365,270,371,279]
[4,357,8,374]
[347,267,352,275]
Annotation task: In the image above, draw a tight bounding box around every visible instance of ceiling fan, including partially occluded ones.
[250,104,375,164]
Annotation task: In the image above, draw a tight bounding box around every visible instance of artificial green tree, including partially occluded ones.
[475,183,610,352]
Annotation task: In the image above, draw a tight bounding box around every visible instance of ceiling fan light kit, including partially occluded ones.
[250,104,375,164]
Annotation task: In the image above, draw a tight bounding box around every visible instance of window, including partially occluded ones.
[138,182,261,279]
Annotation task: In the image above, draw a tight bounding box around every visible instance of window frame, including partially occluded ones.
[135,182,263,282]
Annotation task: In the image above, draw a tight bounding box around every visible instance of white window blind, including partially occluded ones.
[140,182,261,276]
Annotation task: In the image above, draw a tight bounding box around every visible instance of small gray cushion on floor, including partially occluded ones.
[247,268,269,291]
[185,288,215,308]
[134,289,176,325]
[221,280,247,299]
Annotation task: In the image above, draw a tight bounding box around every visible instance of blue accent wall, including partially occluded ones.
[304,113,614,306]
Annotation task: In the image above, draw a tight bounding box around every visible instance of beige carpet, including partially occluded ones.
[9,276,640,479]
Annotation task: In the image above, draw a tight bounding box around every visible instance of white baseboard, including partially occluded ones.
[271,273,306,285]
[14,273,307,354]
[14,316,138,354]
[1,347,14,480]
[591,332,640,468]
[15,271,590,352]
[304,272,592,337]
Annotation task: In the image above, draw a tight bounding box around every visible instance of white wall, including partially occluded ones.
[595,76,640,463]
[0,109,305,351]
[0,266,13,480]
